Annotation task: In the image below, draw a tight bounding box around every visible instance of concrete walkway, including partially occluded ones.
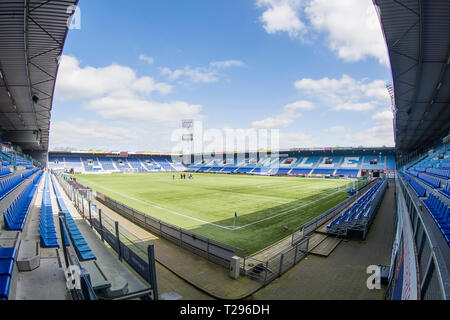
[91,199,263,299]
[14,174,69,300]
[252,180,396,300]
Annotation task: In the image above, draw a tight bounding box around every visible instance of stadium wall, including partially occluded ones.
[388,172,450,299]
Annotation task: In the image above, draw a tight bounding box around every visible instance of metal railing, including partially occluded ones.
[92,190,247,268]
[53,172,158,300]
[57,213,98,301]
[241,236,309,285]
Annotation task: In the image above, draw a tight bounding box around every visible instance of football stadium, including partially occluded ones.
[0,0,449,306]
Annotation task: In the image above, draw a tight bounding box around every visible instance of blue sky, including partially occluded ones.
[50,0,394,152]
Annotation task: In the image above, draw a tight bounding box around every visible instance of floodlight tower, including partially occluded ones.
[182,119,194,165]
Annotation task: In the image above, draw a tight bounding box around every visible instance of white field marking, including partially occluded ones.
[78,176,345,231]
[214,192,287,204]
[77,177,235,230]
[231,189,343,230]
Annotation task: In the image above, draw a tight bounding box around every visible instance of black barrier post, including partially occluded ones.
[88,201,93,228]
[278,253,284,277]
[147,244,158,300]
[99,209,104,242]
[58,212,69,268]
[115,221,122,261]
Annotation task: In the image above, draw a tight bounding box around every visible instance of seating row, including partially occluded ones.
[0,245,17,300]
[426,168,450,179]
[423,193,450,246]
[401,172,427,197]
[439,182,450,199]
[0,175,24,200]
[0,166,11,178]
[327,181,385,238]
[50,175,96,261]
[3,181,38,231]
[409,170,442,188]
[22,168,40,179]
[40,174,60,248]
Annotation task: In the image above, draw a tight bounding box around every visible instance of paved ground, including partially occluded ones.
[252,180,396,300]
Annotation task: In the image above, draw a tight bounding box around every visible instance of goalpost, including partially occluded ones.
[337,178,363,193]
[337,177,369,193]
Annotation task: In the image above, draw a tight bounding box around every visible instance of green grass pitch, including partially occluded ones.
[75,172,354,255]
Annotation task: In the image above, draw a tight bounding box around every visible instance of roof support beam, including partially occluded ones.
[403,0,424,147]
[24,0,40,130]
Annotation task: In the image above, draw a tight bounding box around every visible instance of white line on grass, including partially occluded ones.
[214,191,287,204]
[231,189,342,230]
[78,177,344,232]
[77,178,235,230]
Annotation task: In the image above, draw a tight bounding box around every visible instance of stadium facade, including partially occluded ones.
[48,148,396,178]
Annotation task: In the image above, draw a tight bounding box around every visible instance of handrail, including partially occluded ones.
[57,213,98,300]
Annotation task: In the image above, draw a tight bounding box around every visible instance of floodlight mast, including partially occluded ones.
[182,120,194,165]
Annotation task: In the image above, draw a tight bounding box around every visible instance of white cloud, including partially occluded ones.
[332,102,376,112]
[84,96,203,123]
[252,100,314,128]
[278,131,316,149]
[160,59,245,84]
[209,60,245,68]
[54,55,204,124]
[294,74,390,111]
[344,109,394,146]
[305,0,388,65]
[56,55,172,100]
[372,109,394,122]
[50,120,141,151]
[49,119,181,152]
[326,125,350,133]
[139,54,154,65]
[284,100,315,110]
[160,66,219,83]
[256,0,306,38]
[256,0,389,65]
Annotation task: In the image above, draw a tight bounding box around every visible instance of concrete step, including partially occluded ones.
[17,240,40,272]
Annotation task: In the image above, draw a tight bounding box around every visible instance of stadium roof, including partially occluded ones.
[374,0,450,152]
[0,0,78,153]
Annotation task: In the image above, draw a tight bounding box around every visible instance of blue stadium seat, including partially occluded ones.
[417,172,441,188]
[335,169,359,177]
[0,245,17,300]
[401,172,426,197]
[290,168,312,175]
[3,181,38,231]
[426,168,450,179]
[0,175,24,200]
[40,174,61,248]
[327,181,385,238]
[0,275,11,300]
[423,194,450,245]
[50,175,96,261]
[313,169,335,175]
[439,182,450,199]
